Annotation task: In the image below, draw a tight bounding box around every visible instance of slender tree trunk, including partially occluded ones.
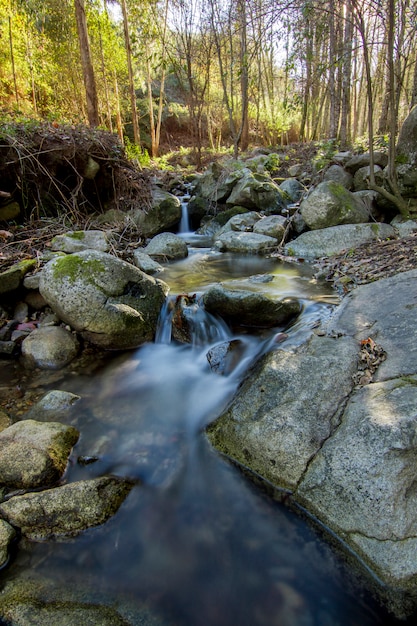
[74,0,99,127]
[99,27,113,132]
[411,52,417,108]
[8,15,19,107]
[114,71,124,144]
[328,0,338,138]
[340,0,353,148]
[238,0,249,151]
[120,0,140,145]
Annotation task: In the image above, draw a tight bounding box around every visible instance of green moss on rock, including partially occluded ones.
[51,255,105,284]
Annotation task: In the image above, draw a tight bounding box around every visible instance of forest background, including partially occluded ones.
[1,0,416,168]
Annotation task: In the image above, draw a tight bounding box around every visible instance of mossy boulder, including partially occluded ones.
[0,476,133,540]
[39,250,169,349]
[0,419,79,489]
[300,180,370,229]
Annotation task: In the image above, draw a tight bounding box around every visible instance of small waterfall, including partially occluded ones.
[178,197,191,234]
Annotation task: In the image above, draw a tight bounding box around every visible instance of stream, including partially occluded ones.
[0,229,409,625]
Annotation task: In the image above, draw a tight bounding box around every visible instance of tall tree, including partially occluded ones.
[120,0,140,145]
[74,0,99,126]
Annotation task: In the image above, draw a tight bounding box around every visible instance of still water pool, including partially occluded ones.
[0,247,413,625]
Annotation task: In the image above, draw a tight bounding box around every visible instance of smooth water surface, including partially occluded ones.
[0,249,411,625]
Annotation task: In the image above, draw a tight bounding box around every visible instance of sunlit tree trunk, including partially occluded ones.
[120,0,140,145]
[339,0,353,148]
[74,0,99,126]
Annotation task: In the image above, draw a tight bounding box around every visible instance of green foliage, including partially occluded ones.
[312,139,339,171]
[124,137,151,167]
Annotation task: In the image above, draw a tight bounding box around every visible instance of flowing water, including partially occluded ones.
[0,233,412,624]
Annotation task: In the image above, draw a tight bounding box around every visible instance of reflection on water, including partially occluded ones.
[0,253,410,625]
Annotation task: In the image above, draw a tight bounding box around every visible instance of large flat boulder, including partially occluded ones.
[284,223,396,259]
[207,334,358,490]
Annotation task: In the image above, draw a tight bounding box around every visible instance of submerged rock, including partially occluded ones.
[0,419,79,489]
[0,476,134,540]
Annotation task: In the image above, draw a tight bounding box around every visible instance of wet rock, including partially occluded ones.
[23,390,81,422]
[284,223,396,259]
[39,250,169,349]
[207,334,358,490]
[0,600,132,626]
[50,230,110,253]
[144,232,188,261]
[206,340,245,375]
[213,231,277,254]
[0,419,79,489]
[203,284,301,328]
[133,250,165,275]
[21,325,80,369]
[0,476,134,540]
[0,519,15,567]
[299,181,369,230]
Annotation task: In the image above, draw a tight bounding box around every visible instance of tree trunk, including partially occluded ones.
[8,15,19,107]
[238,0,249,151]
[339,0,353,148]
[74,0,99,127]
[120,0,140,145]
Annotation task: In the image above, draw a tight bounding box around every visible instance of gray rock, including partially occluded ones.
[218,211,261,235]
[345,152,389,173]
[144,232,188,261]
[323,164,353,189]
[50,230,110,253]
[0,519,15,568]
[391,216,417,237]
[225,171,286,211]
[284,223,396,259]
[0,476,133,540]
[300,181,369,230]
[296,375,417,588]
[213,231,277,254]
[133,250,165,275]
[193,161,241,202]
[203,284,301,328]
[207,334,358,490]
[0,260,37,295]
[131,188,181,237]
[39,250,169,349]
[23,390,81,422]
[352,164,384,191]
[21,326,80,369]
[253,215,287,240]
[0,419,79,489]
[326,269,417,381]
[278,178,304,203]
[0,601,131,626]
[396,105,417,198]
